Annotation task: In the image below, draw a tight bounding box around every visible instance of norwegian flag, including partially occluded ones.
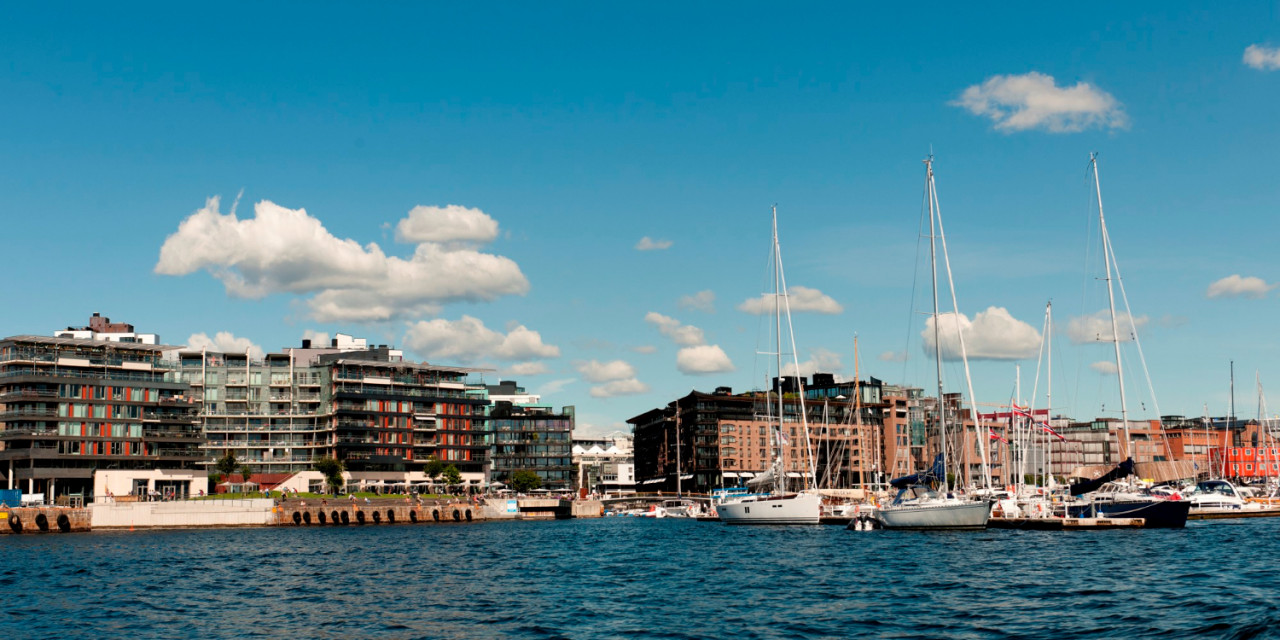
[776,429,789,445]
[989,428,1009,444]
[1039,422,1067,442]
[1011,403,1033,419]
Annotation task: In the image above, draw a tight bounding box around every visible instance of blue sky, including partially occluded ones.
[3,4,1279,434]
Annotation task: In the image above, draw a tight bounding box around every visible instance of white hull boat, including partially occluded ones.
[718,492,822,525]
[876,499,990,530]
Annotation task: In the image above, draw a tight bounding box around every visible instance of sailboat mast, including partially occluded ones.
[1046,301,1053,486]
[1092,154,1133,460]
[925,157,948,493]
[930,158,991,490]
[772,205,788,495]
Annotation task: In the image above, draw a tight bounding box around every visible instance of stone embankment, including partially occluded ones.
[1,497,604,534]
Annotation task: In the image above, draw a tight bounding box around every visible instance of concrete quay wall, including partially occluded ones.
[0,507,91,534]
[273,499,483,527]
[91,499,275,529]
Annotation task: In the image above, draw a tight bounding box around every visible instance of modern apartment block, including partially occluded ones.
[486,380,574,490]
[0,335,203,500]
[179,334,492,480]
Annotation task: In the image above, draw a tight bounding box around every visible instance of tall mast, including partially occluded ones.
[1093,153,1133,461]
[1046,301,1053,486]
[929,157,991,490]
[775,206,818,489]
[925,157,948,492]
[772,205,787,495]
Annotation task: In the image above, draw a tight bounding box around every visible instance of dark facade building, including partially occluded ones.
[0,335,203,499]
[486,381,574,490]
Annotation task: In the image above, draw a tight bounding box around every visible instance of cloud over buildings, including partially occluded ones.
[921,307,1041,361]
[156,197,528,323]
[575,359,648,398]
[402,315,559,363]
[676,344,735,375]
[186,331,263,359]
[737,286,843,315]
[951,72,1127,133]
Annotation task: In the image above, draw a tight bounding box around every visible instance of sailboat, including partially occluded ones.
[872,156,990,530]
[1065,154,1189,529]
[717,206,823,525]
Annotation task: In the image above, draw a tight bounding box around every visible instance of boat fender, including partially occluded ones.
[465,509,472,522]
[386,510,395,524]
[317,511,327,524]
[8,514,21,533]
[452,509,461,522]
[432,509,440,522]
[340,510,350,525]
[57,513,71,532]
[409,510,418,523]
[356,511,366,525]
[292,511,302,525]
[303,511,312,525]
[372,510,381,524]
[35,513,49,531]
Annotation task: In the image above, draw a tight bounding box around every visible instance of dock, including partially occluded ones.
[1188,508,1280,521]
[989,516,1146,530]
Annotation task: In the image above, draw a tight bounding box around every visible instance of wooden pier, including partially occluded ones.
[989,516,1146,530]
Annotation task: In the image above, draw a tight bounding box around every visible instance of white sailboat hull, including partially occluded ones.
[876,499,990,530]
[718,492,822,525]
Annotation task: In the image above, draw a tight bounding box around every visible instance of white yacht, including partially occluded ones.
[1187,480,1265,515]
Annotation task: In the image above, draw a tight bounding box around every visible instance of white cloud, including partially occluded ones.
[187,331,263,359]
[737,285,843,315]
[402,316,560,363]
[645,312,706,346]
[301,329,329,347]
[782,348,843,378]
[632,345,658,354]
[576,359,636,383]
[394,204,498,245]
[951,72,1127,133]
[504,362,550,376]
[879,350,908,363]
[1066,311,1149,344]
[636,237,673,251]
[1245,44,1280,71]
[921,307,1041,361]
[676,345,736,375]
[1090,361,1119,376]
[537,378,576,395]
[678,290,716,313]
[156,197,528,322]
[1207,274,1275,299]
[590,378,651,398]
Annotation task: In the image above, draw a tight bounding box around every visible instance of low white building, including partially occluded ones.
[572,433,635,496]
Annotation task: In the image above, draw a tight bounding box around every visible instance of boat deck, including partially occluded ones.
[1189,508,1280,521]
[989,517,1146,529]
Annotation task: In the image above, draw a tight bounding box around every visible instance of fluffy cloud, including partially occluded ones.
[879,350,908,363]
[504,362,550,376]
[589,378,651,398]
[1090,361,1119,376]
[951,72,1127,133]
[678,290,716,313]
[301,329,330,347]
[1245,44,1280,71]
[1207,274,1275,299]
[402,316,559,363]
[782,348,843,378]
[921,307,1041,361]
[395,204,498,244]
[632,345,658,354]
[737,286,843,315]
[537,378,576,395]
[1066,311,1149,344]
[576,359,636,383]
[676,345,736,375]
[636,237,673,251]
[645,312,705,346]
[156,197,528,322]
[187,331,263,359]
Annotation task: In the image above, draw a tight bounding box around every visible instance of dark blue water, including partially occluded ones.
[2,517,1278,639]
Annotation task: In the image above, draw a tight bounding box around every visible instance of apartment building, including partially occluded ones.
[487,380,574,491]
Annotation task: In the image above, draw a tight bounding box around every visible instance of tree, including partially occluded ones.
[424,457,445,481]
[510,469,542,494]
[313,456,346,495]
[239,464,253,484]
[215,452,239,480]
[441,464,463,492]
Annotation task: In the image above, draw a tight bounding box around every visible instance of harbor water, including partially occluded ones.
[2,516,1278,639]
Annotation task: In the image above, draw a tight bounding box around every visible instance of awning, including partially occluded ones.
[786,472,803,478]
[678,474,693,480]
[640,478,665,485]
[722,472,740,478]
[738,472,755,477]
